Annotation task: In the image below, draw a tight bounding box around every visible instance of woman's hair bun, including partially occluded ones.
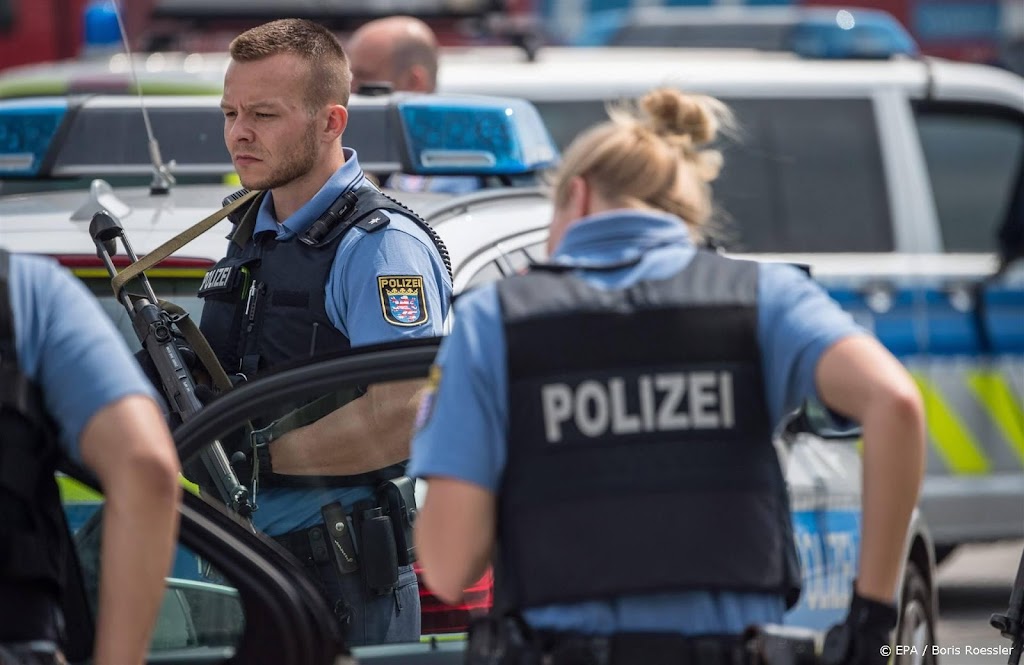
[639,87,724,146]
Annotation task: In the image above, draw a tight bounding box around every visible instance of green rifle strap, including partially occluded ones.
[109,189,261,299]
[159,300,234,394]
[250,390,360,448]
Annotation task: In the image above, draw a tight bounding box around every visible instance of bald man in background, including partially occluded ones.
[348,16,481,194]
[348,16,439,94]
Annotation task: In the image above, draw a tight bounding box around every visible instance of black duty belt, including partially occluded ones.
[538,632,752,665]
[272,524,333,568]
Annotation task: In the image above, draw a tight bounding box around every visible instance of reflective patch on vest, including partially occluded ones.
[378,275,428,326]
[540,370,736,444]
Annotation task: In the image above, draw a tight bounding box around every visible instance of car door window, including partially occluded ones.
[534,98,894,253]
[913,104,1024,252]
[60,475,245,658]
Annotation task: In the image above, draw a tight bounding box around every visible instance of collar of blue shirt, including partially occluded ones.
[549,209,694,269]
[253,147,367,241]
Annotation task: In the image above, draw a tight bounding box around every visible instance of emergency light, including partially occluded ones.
[0,98,67,177]
[0,94,559,179]
[397,96,558,175]
[788,9,919,60]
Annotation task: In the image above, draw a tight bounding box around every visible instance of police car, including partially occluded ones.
[0,93,939,663]
[437,41,1024,565]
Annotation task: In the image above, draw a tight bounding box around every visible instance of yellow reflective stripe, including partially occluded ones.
[58,474,200,502]
[967,370,1024,467]
[180,476,201,497]
[56,475,102,503]
[0,80,69,99]
[129,83,221,96]
[912,373,991,475]
[420,633,467,643]
[72,268,208,279]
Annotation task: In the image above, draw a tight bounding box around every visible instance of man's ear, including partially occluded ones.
[325,104,348,142]
[406,65,433,93]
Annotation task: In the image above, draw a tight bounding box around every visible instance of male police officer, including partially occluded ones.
[411,88,924,664]
[1,250,180,665]
[198,19,451,645]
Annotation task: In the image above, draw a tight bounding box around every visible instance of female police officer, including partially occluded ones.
[409,88,926,665]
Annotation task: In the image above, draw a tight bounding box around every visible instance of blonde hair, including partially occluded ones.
[230,19,352,110]
[552,88,732,241]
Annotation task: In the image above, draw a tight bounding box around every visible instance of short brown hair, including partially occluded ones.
[229,19,351,109]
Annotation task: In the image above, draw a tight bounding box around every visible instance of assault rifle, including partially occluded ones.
[991,544,1024,665]
[89,210,254,525]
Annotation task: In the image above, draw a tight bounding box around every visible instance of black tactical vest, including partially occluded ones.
[495,250,802,611]
[198,187,450,489]
[0,250,69,641]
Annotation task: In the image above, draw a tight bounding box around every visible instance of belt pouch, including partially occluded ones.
[358,507,399,595]
[377,476,417,566]
[320,502,359,575]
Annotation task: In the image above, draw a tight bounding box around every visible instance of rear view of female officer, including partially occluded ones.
[410,88,926,665]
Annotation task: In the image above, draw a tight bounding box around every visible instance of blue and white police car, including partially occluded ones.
[438,39,1024,570]
[0,92,940,664]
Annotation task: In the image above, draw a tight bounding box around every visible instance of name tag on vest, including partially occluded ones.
[539,370,737,444]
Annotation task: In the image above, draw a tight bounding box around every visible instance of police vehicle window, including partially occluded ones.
[64,477,245,655]
[712,97,893,253]
[913,105,1024,252]
[534,98,893,252]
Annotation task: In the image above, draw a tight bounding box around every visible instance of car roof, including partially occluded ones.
[0,183,452,263]
[438,47,1024,110]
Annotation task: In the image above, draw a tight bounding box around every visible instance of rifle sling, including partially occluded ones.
[110,190,260,298]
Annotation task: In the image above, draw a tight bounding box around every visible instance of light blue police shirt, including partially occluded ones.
[250,148,452,536]
[6,254,156,460]
[409,209,865,636]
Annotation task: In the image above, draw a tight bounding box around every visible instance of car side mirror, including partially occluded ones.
[785,401,861,441]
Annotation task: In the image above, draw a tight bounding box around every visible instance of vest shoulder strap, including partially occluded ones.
[318,188,453,281]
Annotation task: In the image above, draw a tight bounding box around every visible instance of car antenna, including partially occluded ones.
[110,0,176,195]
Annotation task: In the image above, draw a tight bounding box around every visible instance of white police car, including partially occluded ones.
[0,93,939,663]
[438,41,1024,566]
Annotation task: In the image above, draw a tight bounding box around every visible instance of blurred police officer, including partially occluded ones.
[410,88,926,664]
[348,15,438,95]
[347,16,480,195]
[0,250,180,665]
[199,18,451,645]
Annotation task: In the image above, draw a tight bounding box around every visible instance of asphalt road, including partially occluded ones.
[933,540,1022,665]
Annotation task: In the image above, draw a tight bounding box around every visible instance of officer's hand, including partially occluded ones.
[821,590,899,665]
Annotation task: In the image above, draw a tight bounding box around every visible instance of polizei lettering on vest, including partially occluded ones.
[201,267,232,291]
[541,371,736,443]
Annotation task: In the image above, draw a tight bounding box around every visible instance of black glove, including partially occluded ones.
[822,588,899,665]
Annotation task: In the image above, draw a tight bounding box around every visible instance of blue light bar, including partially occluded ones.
[397,96,559,176]
[0,99,67,177]
[788,9,919,60]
